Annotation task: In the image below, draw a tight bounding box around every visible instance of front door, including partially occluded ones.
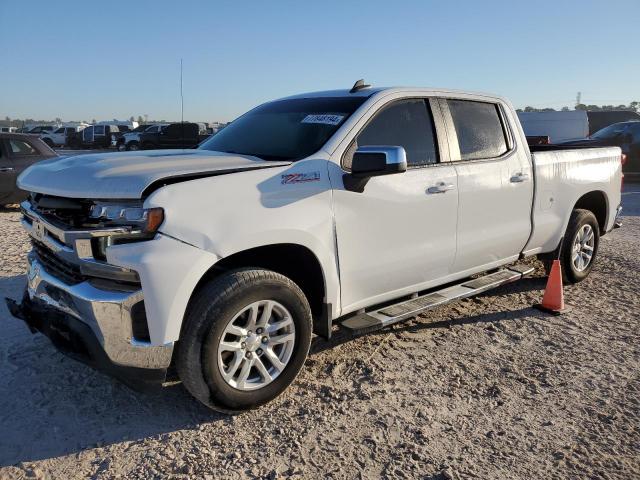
[330,98,458,313]
[439,98,533,273]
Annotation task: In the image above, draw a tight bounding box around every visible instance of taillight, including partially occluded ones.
[621,153,626,189]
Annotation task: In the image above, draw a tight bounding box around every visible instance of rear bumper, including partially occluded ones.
[614,204,623,229]
[4,254,174,390]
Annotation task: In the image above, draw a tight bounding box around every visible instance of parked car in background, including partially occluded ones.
[21,125,58,134]
[113,124,167,151]
[518,110,640,144]
[558,121,640,179]
[67,124,124,148]
[138,122,209,150]
[0,133,57,205]
[40,125,87,147]
[96,120,138,132]
[586,111,640,135]
[0,127,18,133]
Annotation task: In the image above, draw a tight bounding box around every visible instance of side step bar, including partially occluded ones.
[341,264,534,334]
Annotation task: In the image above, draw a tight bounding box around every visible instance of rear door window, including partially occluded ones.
[94,125,105,135]
[447,100,508,161]
[355,99,439,167]
[9,139,38,155]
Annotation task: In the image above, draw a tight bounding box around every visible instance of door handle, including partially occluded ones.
[427,182,455,194]
[0,167,15,173]
[510,172,529,183]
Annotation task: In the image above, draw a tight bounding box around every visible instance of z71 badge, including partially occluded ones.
[281,172,321,184]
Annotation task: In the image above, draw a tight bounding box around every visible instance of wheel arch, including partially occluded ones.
[572,190,609,234]
[187,243,331,339]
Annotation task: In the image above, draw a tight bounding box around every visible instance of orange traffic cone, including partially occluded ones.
[535,259,567,315]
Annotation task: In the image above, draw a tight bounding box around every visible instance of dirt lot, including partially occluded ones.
[1,186,639,480]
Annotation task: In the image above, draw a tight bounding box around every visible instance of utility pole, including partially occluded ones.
[180,59,184,123]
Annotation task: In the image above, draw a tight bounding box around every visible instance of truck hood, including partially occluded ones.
[18,149,291,199]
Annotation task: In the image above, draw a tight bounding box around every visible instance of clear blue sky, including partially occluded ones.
[1,0,637,123]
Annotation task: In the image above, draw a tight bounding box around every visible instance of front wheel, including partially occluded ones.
[176,269,312,412]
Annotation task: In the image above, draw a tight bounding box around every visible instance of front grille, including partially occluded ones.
[31,239,85,285]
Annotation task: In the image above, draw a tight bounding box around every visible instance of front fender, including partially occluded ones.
[144,159,341,319]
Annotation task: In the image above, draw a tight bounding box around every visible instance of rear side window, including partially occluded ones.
[356,99,439,167]
[9,139,37,155]
[94,125,105,135]
[447,100,508,160]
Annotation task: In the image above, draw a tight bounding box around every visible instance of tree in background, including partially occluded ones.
[137,115,144,124]
[129,116,135,123]
[518,102,639,113]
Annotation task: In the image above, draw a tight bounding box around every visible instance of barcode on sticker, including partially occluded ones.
[301,114,344,125]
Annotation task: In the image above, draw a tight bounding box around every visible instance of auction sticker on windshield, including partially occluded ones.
[301,114,344,125]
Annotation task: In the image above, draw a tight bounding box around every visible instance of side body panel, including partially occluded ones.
[524,146,622,255]
[144,158,341,331]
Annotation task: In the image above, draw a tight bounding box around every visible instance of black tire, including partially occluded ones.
[176,268,312,412]
[547,209,600,284]
[43,138,54,147]
[127,141,140,151]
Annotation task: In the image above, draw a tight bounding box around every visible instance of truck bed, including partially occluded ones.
[524,146,622,255]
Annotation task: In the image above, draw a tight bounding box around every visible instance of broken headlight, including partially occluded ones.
[89,203,164,233]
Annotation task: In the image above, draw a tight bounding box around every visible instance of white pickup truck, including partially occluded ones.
[7,82,623,412]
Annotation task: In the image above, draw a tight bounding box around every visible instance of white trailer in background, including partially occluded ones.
[518,110,589,143]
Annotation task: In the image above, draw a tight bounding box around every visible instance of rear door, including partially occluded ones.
[439,98,533,273]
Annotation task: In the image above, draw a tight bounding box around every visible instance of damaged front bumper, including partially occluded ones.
[5,254,174,390]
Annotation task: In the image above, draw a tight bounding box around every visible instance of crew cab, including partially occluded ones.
[7,82,623,412]
[138,122,209,150]
[66,124,124,148]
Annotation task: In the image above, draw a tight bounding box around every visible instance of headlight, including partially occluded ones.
[90,203,164,233]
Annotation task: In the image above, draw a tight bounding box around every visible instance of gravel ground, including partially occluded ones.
[1,186,639,480]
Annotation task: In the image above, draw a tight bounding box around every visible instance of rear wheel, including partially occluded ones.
[542,209,600,283]
[43,138,54,147]
[127,141,140,151]
[176,269,312,412]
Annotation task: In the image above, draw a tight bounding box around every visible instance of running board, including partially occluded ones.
[341,264,534,334]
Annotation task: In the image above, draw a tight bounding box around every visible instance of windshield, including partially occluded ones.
[591,123,628,140]
[199,97,367,161]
